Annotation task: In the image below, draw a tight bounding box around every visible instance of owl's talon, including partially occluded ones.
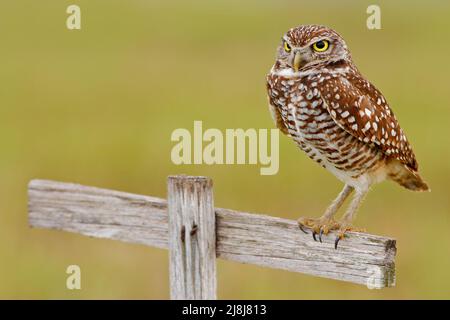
[334,223,365,249]
[298,224,308,234]
[319,229,324,243]
[334,230,347,249]
[312,230,318,242]
[334,235,341,250]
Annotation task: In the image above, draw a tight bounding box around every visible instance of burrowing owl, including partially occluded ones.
[266,25,429,248]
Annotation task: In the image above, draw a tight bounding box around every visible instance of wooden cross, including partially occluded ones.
[28,175,396,299]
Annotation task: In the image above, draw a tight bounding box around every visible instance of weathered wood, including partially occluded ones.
[28,179,396,289]
[167,176,216,300]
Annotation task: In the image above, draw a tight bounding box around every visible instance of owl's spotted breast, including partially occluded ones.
[266,67,387,184]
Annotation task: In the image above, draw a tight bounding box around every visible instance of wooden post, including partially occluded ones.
[167,176,217,300]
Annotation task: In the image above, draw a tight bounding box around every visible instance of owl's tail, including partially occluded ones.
[387,159,430,192]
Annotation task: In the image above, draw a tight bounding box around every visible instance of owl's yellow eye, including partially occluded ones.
[283,41,291,53]
[312,40,329,52]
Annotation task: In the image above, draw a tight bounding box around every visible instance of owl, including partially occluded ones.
[266,25,429,249]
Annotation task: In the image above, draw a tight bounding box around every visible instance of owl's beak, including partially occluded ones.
[293,51,302,72]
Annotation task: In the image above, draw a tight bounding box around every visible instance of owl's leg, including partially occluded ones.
[298,184,354,242]
[334,188,368,249]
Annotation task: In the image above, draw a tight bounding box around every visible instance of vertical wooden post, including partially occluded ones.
[167,175,217,300]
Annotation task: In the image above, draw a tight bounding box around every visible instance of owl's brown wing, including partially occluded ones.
[319,75,418,171]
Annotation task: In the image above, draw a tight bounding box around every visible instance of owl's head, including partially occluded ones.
[274,25,351,72]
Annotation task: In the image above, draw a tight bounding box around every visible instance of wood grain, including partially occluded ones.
[28,179,396,288]
[168,176,217,299]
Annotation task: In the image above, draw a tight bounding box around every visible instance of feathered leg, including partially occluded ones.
[334,188,369,249]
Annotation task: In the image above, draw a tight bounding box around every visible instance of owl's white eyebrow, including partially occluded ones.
[308,37,331,45]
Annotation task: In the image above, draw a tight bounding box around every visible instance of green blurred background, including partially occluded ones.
[1,0,449,299]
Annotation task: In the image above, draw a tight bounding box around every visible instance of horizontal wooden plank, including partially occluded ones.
[28,179,396,288]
